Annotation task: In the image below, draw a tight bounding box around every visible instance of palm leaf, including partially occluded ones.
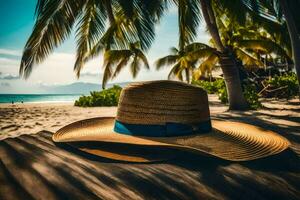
[184,42,211,52]
[103,49,132,66]
[177,0,201,49]
[188,47,215,61]
[234,48,264,68]
[198,53,218,75]
[170,47,179,54]
[20,0,86,78]
[167,62,182,80]
[102,62,113,89]
[136,49,150,69]
[74,0,107,77]
[238,39,290,58]
[155,55,179,70]
[112,56,131,78]
[130,55,141,78]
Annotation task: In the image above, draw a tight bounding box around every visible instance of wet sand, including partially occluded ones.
[0,95,300,199]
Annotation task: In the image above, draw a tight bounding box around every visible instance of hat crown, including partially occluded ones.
[116,80,210,125]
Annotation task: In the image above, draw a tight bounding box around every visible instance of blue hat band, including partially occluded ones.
[114,120,212,137]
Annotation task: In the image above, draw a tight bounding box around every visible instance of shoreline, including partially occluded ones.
[0,101,75,106]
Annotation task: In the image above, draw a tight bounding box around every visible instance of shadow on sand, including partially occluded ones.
[1,97,300,200]
[1,126,300,200]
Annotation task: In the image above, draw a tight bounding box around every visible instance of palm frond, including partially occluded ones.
[130,55,141,78]
[74,0,107,77]
[214,0,248,25]
[188,48,215,60]
[155,55,179,70]
[103,49,132,67]
[135,49,150,69]
[238,39,290,58]
[112,56,131,78]
[138,0,169,22]
[199,53,218,72]
[177,0,201,49]
[173,62,184,81]
[117,0,135,19]
[102,60,113,89]
[184,42,211,52]
[170,47,179,54]
[234,48,264,67]
[167,62,182,80]
[20,0,86,78]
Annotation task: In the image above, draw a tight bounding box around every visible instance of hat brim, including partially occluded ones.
[52,117,290,162]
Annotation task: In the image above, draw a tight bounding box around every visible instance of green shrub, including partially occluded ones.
[265,72,299,99]
[192,79,261,109]
[74,85,122,107]
[192,79,228,103]
[243,84,262,109]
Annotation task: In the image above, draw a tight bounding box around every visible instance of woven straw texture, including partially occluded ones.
[53,80,290,162]
[53,117,290,162]
[116,80,210,125]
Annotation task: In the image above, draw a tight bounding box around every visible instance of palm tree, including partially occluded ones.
[155,0,207,83]
[102,42,149,88]
[19,0,159,86]
[243,0,300,94]
[266,0,300,95]
[198,0,250,110]
[21,0,286,110]
[156,43,214,83]
[194,14,292,78]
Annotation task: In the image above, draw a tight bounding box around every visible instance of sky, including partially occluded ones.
[0,0,210,94]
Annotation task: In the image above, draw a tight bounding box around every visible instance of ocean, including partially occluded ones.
[0,94,82,104]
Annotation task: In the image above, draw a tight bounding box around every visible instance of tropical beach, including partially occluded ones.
[1,0,300,199]
[1,95,300,199]
[1,95,299,141]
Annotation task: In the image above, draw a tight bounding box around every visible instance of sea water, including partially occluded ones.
[0,94,81,104]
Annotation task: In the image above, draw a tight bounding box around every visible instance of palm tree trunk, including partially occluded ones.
[279,0,300,97]
[185,68,190,83]
[219,53,249,110]
[200,0,249,110]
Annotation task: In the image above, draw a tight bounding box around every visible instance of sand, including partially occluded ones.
[0,102,117,140]
[0,95,300,199]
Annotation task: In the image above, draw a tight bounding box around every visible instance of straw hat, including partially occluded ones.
[53,80,290,162]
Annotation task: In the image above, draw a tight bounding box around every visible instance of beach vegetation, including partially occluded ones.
[264,72,299,99]
[193,79,262,109]
[74,85,122,107]
[254,0,300,96]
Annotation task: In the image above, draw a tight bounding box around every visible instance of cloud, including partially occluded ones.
[0,57,20,66]
[0,73,20,80]
[80,71,102,78]
[0,49,22,56]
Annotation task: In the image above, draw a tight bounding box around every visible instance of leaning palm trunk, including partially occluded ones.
[185,68,190,83]
[200,0,249,110]
[279,0,300,97]
[219,53,249,110]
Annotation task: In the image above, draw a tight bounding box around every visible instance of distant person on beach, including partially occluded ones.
[21,101,24,104]
[11,101,14,105]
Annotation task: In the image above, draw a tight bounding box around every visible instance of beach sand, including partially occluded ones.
[0,102,117,140]
[0,95,300,199]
